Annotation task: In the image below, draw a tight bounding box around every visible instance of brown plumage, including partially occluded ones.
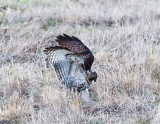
[50,34,94,70]
[44,34,97,92]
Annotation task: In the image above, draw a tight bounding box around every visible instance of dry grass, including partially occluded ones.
[0,0,160,123]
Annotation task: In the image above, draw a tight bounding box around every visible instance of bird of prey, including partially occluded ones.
[44,34,97,92]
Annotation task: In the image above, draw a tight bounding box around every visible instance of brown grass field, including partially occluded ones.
[0,0,160,123]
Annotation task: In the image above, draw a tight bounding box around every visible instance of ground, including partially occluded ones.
[0,0,160,123]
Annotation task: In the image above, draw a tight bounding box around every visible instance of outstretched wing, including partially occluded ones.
[46,49,72,88]
[55,34,94,70]
[44,47,89,91]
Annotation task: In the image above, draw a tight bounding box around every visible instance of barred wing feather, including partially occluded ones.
[49,49,72,88]
[46,49,89,91]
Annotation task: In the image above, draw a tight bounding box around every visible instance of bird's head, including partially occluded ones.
[85,70,97,85]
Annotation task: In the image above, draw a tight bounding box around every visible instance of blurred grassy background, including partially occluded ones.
[0,0,160,123]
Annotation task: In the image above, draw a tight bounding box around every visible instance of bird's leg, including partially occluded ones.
[80,89,90,102]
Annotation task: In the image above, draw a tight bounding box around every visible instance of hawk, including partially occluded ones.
[44,34,97,92]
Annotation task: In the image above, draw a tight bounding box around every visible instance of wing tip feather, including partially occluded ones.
[43,46,53,54]
[56,33,79,42]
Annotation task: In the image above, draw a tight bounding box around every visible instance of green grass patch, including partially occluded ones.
[47,20,57,27]
[15,0,30,4]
